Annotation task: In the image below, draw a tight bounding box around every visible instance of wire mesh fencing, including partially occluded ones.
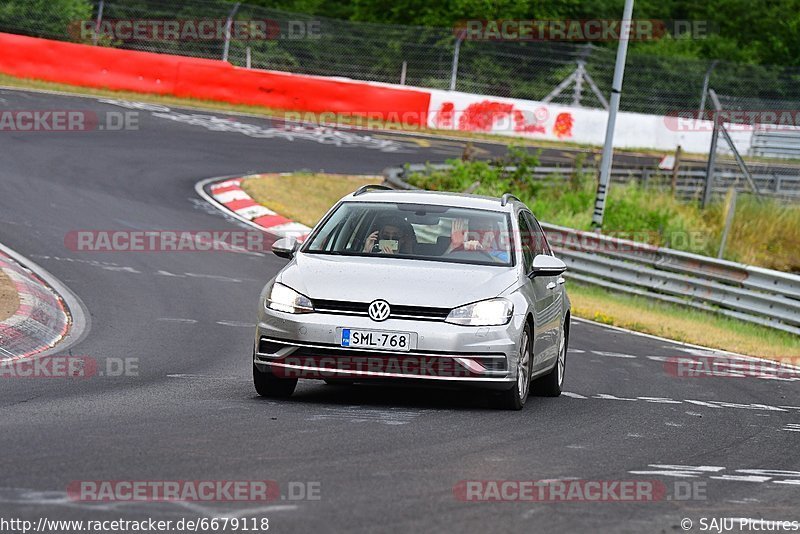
[4,0,800,119]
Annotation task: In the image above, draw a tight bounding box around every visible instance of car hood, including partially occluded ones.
[278,253,518,308]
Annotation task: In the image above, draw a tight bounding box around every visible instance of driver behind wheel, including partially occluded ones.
[445,217,510,263]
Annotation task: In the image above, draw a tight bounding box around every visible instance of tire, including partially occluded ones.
[532,316,567,397]
[253,361,297,398]
[490,323,532,410]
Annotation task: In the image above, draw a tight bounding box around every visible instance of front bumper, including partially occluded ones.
[254,307,525,387]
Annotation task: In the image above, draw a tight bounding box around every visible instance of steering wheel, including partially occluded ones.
[446,244,495,260]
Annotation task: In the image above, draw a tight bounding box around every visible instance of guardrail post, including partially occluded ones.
[703,118,720,208]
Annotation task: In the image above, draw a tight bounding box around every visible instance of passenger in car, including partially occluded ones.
[362,216,417,254]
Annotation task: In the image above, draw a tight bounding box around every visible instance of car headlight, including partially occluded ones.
[445,298,513,326]
[265,283,314,314]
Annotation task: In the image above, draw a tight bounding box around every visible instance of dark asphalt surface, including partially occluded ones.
[0,87,798,534]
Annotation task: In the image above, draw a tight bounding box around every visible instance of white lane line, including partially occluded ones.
[157,318,198,324]
[216,320,253,328]
[782,424,800,432]
[184,272,242,283]
[591,351,637,359]
[637,397,682,404]
[561,392,795,414]
[306,406,427,425]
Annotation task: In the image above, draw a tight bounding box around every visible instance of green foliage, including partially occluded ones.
[0,0,92,39]
[243,0,800,66]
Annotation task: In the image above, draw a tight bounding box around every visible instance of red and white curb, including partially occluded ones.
[0,249,69,361]
[198,176,311,240]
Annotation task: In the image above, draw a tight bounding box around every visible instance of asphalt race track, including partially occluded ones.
[0,87,798,533]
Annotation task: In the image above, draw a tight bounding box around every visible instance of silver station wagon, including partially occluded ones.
[253,186,570,409]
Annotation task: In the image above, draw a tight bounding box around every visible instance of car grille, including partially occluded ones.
[312,299,451,321]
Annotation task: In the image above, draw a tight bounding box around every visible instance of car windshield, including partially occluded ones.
[302,201,514,266]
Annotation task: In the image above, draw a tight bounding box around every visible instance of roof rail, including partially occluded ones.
[500,193,522,206]
[353,184,394,196]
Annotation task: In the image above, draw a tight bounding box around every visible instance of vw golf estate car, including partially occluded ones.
[253,186,570,409]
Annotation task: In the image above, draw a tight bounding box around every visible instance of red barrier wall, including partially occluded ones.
[0,33,431,125]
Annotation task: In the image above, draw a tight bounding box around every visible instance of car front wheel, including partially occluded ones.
[253,361,297,398]
[491,323,532,410]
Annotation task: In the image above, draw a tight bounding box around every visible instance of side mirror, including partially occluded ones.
[531,254,567,277]
[272,237,298,259]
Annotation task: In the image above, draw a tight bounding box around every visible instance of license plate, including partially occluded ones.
[341,329,412,352]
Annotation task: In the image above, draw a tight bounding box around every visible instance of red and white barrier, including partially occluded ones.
[0,32,754,153]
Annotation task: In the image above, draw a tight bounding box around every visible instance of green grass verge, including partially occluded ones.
[569,282,800,360]
[244,171,797,360]
[241,173,382,227]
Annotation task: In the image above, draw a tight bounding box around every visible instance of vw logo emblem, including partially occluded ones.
[368,300,391,322]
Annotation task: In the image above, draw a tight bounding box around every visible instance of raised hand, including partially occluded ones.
[363,231,379,252]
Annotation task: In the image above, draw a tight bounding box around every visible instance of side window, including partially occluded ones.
[517,213,535,273]
[523,212,551,256]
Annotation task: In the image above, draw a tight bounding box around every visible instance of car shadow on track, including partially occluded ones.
[248,380,562,411]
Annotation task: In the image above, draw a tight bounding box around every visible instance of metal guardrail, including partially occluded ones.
[751,130,800,159]
[384,164,800,336]
[386,163,800,201]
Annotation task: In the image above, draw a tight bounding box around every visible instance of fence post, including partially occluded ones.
[222,2,241,63]
[717,189,737,258]
[449,37,462,91]
[246,46,251,68]
[698,60,719,115]
[92,0,105,46]
[671,145,682,197]
[703,118,720,208]
[591,0,635,229]
[400,61,407,85]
